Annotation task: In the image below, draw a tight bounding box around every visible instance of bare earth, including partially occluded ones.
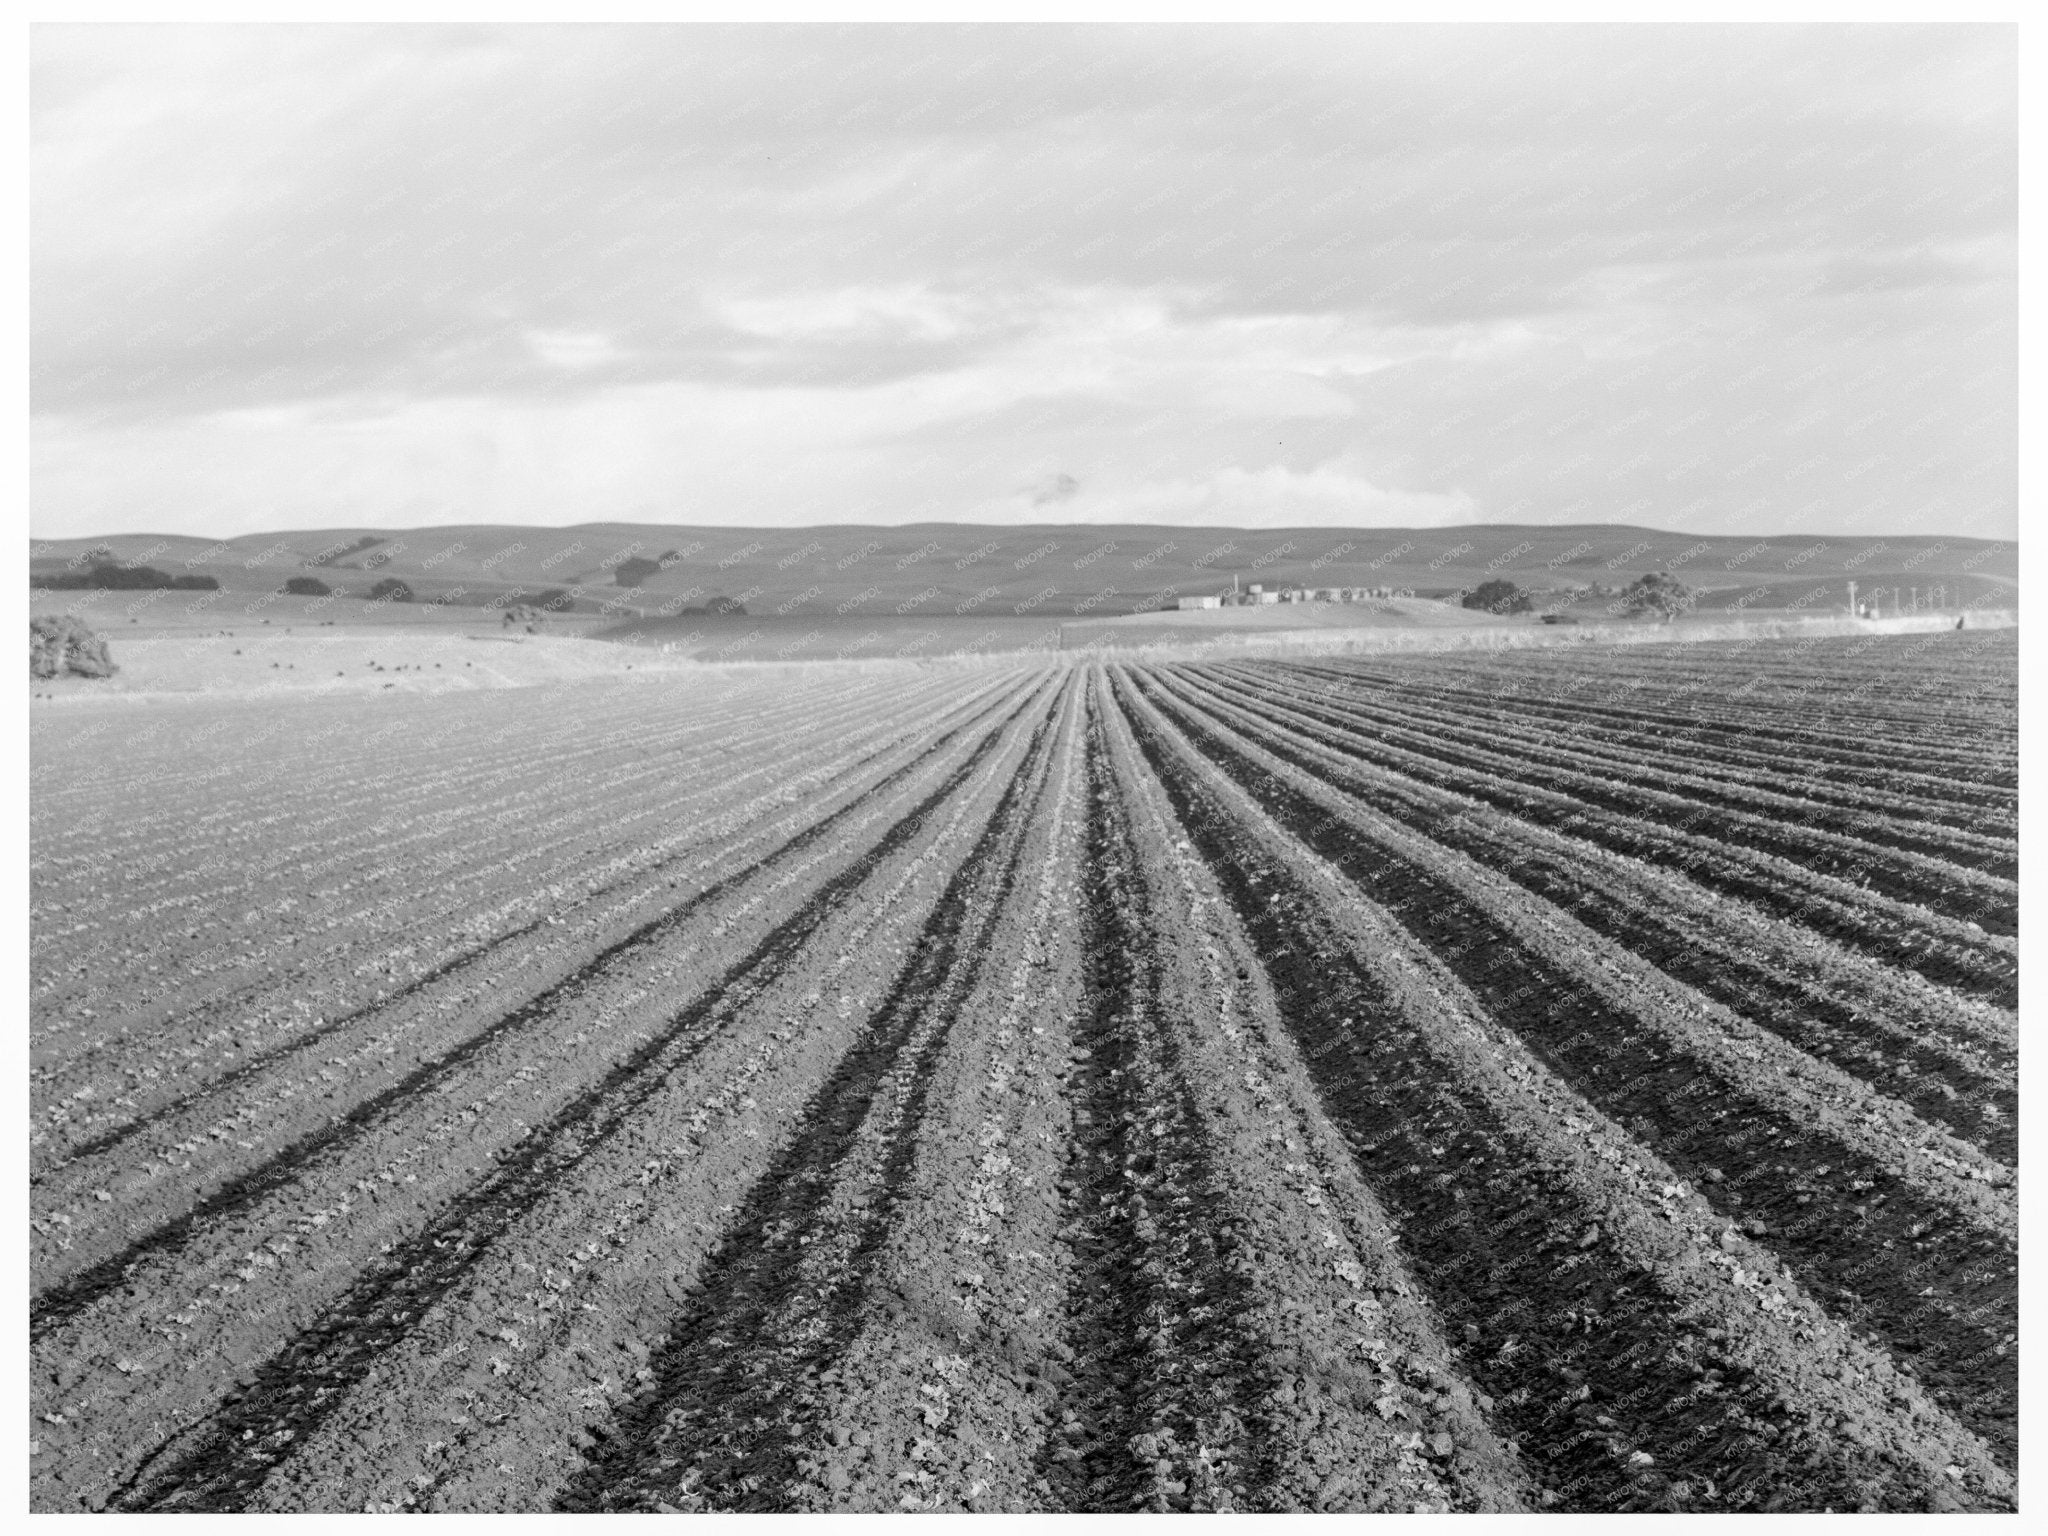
[28,628,2016,1513]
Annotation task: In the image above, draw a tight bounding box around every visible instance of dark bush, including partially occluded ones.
[1619,571,1694,620]
[33,560,220,592]
[31,560,220,592]
[284,576,332,596]
[368,577,414,603]
[30,615,117,679]
[1462,578,1533,615]
[613,555,662,587]
[88,562,169,590]
[703,594,746,615]
[502,603,547,633]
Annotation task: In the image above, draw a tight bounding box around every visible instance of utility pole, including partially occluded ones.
[1910,586,1918,612]
[1847,579,1857,616]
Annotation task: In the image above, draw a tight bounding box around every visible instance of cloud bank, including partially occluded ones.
[31,23,2015,538]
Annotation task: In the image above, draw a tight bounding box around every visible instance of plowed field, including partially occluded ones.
[29,629,2017,1512]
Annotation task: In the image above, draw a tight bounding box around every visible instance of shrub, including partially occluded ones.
[1463,579,1533,615]
[502,603,547,633]
[30,615,117,679]
[703,594,747,615]
[613,555,663,587]
[284,576,332,597]
[32,560,218,592]
[1618,571,1694,620]
[368,577,414,603]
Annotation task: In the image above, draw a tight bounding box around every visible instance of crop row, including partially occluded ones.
[30,635,2016,1512]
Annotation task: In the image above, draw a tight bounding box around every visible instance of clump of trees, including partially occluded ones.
[1618,571,1694,620]
[30,615,117,679]
[283,576,332,596]
[1462,579,1534,615]
[368,577,414,603]
[663,594,748,615]
[32,560,218,592]
[614,550,682,587]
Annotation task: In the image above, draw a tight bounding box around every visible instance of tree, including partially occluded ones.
[703,594,746,615]
[502,604,547,633]
[31,560,218,592]
[1618,571,1693,621]
[30,615,116,679]
[284,576,332,597]
[613,555,661,587]
[1463,578,1533,615]
[368,577,414,603]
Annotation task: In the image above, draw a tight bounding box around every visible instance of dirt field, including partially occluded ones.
[29,629,2016,1512]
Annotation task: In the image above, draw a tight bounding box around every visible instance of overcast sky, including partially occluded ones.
[31,23,2015,540]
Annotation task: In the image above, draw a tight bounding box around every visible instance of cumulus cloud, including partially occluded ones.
[30,23,2015,537]
[1022,462,1479,530]
[1031,473,1081,506]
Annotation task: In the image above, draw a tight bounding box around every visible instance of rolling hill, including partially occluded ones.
[29,522,2016,621]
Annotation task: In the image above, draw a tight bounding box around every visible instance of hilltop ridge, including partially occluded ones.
[30,521,2015,620]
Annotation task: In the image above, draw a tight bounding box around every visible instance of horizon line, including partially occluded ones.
[27,518,2016,549]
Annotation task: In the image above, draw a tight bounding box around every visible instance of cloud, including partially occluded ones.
[29,24,2017,539]
[1031,473,1080,506]
[1025,461,1478,529]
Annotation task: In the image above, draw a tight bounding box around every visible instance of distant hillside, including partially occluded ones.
[28,522,2016,620]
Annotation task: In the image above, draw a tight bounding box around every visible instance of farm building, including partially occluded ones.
[1176,595,1222,610]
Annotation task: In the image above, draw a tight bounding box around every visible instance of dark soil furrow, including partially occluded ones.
[1138,675,2018,1466]
[549,690,1061,1513]
[1197,664,2016,943]
[99,707,1034,1514]
[1176,672,2015,1159]
[1034,690,1269,1514]
[1114,675,1975,1512]
[1179,666,2015,1003]
[39,682,1020,1176]
[1275,658,2017,824]
[30,681,885,1083]
[1242,664,2016,880]
[32,696,1021,1343]
[1289,639,2016,791]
